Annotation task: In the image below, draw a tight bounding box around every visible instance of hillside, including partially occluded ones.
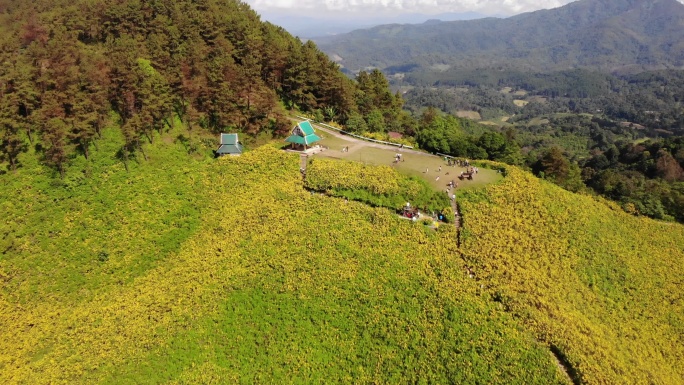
[459,164,684,384]
[0,135,565,383]
[317,0,684,73]
[1,132,683,383]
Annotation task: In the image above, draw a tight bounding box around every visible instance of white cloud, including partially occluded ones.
[245,0,577,18]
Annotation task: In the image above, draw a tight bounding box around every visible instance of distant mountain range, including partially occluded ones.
[316,0,684,74]
[258,11,491,39]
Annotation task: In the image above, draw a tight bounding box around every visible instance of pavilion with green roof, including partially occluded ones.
[215,133,243,156]
[286,121,321,151]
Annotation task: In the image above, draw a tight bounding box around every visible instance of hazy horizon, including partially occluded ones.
[246,0,684,38]
[244,0,575,21]
[241,0,567,38]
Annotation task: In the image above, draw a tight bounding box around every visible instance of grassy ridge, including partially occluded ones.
[305,157,451,213]
[459,164,684,384]
[0,144,563,383]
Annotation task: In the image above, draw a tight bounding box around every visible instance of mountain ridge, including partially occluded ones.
[259,11,492,38]
[317,0,684,74]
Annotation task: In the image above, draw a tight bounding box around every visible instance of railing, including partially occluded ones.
[295,115,414,150]
[436,152,472,161]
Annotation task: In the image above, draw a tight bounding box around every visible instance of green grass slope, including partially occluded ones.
[0,127,211,304]
[0,139,563,383]
[459,164,684,384]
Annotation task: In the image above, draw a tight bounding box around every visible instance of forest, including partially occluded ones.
[0,0,408,175]
[402,69,684,133]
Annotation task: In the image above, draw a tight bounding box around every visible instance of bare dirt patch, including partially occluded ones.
[455,110,482,120]
[529,96,548,103]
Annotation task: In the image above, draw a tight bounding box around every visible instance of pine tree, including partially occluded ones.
[0,101,27,171]
[43,117,68,177]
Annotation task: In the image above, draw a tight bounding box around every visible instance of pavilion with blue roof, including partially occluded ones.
[285,121,321,151]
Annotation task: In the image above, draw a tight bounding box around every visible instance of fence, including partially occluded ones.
[295,115,414,150]
[436,152,461,160]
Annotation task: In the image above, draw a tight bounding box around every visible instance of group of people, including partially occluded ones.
[460,167,479,176]
[446,157,470,167]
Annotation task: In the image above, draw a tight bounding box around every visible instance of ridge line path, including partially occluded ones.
[307,120,432,156]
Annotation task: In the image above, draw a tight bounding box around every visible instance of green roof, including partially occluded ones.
[217,133,242,154]
[286,121,321,146]
[285,133,321,145]
[216,144,242,154]
[220,133,239,145]
[298,121,315,135]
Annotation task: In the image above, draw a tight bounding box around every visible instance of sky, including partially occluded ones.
[244,0,581,19]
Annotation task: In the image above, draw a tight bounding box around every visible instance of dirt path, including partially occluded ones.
[452,199,461,228]
[298,118,432,157]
